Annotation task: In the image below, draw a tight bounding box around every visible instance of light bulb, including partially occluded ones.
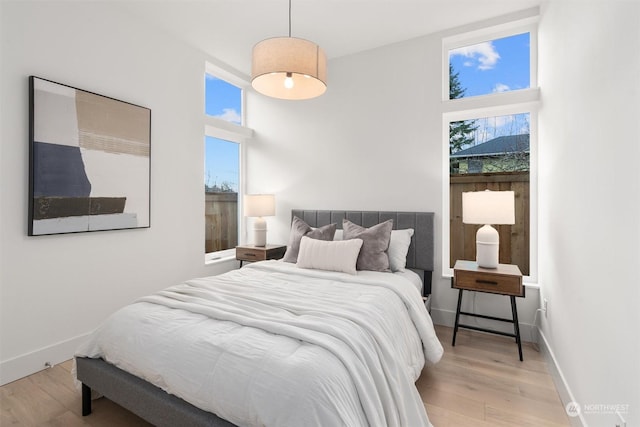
[284,72,294,89]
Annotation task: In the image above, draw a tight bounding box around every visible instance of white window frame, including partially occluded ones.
[204,62,254,263]
[441,10,540,283]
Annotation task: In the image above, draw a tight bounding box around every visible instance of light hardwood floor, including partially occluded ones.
[1,325,570,426]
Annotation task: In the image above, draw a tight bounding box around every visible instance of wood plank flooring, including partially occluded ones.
[417,326,570,426]
[1,325,570,426]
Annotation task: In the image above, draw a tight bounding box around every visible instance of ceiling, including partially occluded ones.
[120,0,540,77]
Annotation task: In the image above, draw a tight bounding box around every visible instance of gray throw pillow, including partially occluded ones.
[342,219,393,271]
[282,216,337,263]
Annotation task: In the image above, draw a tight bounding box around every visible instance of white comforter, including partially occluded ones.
[75,261,443,427]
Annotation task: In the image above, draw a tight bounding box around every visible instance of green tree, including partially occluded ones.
[449,64,477,154]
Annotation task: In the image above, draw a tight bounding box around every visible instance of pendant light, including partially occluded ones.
[251,0,327,100]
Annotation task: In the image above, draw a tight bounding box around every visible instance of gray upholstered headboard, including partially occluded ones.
[291,210,435,295]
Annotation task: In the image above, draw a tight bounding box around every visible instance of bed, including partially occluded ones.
[75,210,442,427]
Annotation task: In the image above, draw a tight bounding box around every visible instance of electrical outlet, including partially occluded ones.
[543,298,548,317]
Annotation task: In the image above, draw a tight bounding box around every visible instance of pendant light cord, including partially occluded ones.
[288,0,292,37]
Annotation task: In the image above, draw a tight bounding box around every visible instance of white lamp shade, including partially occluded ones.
[251,37,327,100]
[244,194,275,218]
[462,190,515,225]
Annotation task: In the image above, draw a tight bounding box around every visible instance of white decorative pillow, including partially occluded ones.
[296,236,363,275]
[388,228,414,272]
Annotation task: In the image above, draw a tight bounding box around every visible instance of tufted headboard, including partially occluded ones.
[291,210,435,296]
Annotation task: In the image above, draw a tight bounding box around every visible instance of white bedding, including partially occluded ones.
[394,268,424,293]
[75,261,443,427]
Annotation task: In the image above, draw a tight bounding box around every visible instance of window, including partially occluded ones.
[204,65,253,259]
[205,136,239,253]
[449,32,530,99]
[443,13,539,279]
[205,75,242,124]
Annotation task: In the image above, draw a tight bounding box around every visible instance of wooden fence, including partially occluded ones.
[450,171,529,275]
[205,192,238,253]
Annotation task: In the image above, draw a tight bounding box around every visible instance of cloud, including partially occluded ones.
[450,42,500,70]
[215,108,241,125]
[493,83,510,93]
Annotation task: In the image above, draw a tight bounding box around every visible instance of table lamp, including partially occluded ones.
[244,194,275,247]
[462,190,515,268]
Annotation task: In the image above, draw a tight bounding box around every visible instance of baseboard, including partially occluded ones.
[0,332,90,386]
[537,328,586,427]
[431,307,537,343]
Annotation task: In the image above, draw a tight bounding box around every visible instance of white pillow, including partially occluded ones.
[388,228,414,272]
[296,236,363,275]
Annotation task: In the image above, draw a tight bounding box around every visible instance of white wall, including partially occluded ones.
[0,2,236,384]
[538,1,640,426]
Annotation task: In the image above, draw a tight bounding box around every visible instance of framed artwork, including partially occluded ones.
[28,76,151,235]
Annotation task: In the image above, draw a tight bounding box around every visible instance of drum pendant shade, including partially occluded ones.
[251,37,327,100]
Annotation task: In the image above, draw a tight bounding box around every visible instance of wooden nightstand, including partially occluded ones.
[451,260,525,360]
[235,244,286,267]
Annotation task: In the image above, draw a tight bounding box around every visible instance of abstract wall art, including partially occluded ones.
[28,76,151,235]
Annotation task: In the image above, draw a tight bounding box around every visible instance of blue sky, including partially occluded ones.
[205,75,242,124]
[204,136,239,191]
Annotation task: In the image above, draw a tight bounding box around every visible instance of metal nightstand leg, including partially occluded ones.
[452,288,464,346]
[510,296,523,361]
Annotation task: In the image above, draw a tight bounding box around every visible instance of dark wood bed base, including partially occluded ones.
[77,210,435,425]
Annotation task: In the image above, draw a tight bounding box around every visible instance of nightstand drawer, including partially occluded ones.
[235,245,286,263]
[453,260,524,297]
[236,247,267,261]
[454,270,522,296]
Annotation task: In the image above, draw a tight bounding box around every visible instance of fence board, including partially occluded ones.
[205,192,238,253]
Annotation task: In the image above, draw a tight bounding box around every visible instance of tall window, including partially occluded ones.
[443,14,539,279]
[205,136,239,253]
[204,68,252,258]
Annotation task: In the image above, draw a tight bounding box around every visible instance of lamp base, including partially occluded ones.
[253,217,267,247]
[476,224,499,268]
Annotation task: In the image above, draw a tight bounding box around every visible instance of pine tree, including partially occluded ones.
[449,64,477,154]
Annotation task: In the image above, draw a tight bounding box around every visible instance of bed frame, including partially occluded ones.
[76,210,435,426]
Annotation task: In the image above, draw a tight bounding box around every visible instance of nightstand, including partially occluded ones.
[451,260,525,361]
[235,244,286,267]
